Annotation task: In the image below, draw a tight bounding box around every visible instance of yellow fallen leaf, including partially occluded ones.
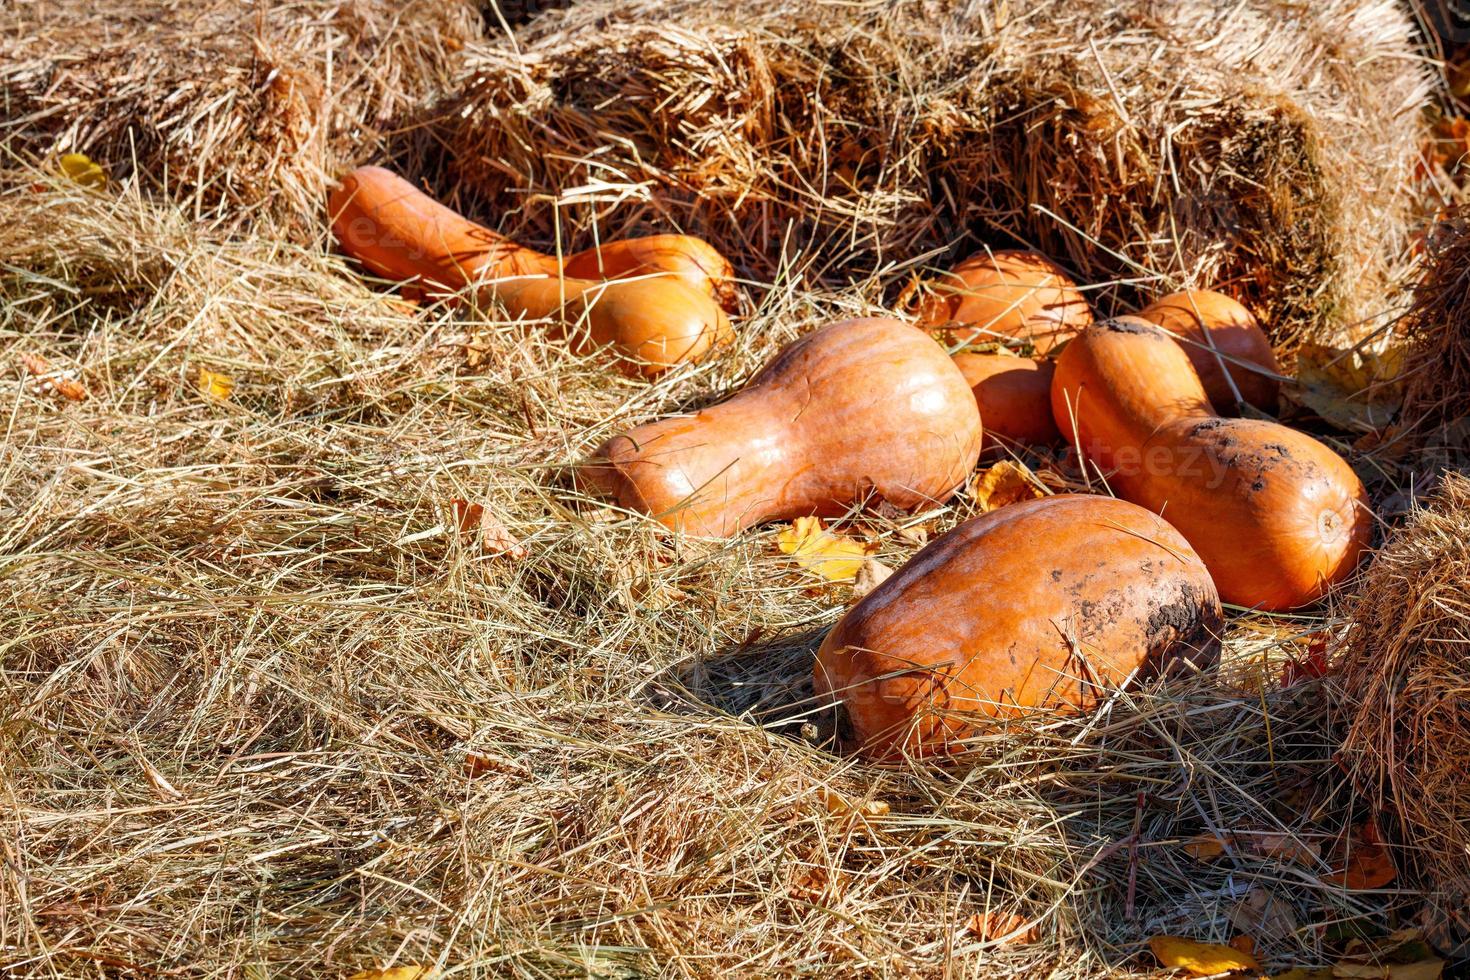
[969,460,1046,512]
[818,786,889,817]
[776,517,873,582]
[1149,935,1259,976]
[198,367,235,401]
[347,969,432,980]
[450,498,527,559]
[1292,341,1404,432]
[59,152,107,189]
[964,909,1038,945]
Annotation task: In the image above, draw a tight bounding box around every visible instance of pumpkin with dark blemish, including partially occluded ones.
[1052,317,1372,610]
[814,494,1221,758]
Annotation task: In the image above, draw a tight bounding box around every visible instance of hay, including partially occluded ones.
[0,0,485,234]
[0,166,1402,976]
[1398,208,1470,453]
[1336,473,1470,945]
[0,1,1445,972]
[423,0,1430,346]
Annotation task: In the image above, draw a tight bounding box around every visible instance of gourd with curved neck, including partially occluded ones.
[328,166,734,376]
[585,318,984,537]
[1052,317,1371,610]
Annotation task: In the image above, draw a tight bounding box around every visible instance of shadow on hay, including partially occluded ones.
[638,622,1397,966]
[641,626,834,744]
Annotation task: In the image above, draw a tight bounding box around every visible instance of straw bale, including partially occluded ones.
[427,0,1429,343]
[0,0,483,232]
[1336,473,1470,945]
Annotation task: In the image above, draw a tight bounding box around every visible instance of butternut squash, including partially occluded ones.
[332,166,736,306]
[1051,317,1372,610]
[814,494,1221,758]
[328,166,734,376]
[951,352,1060,448]
[584,318,983,537]
[906,250,1092,353]
[1137,289,1281,413]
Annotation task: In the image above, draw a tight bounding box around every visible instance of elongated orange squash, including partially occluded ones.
[951,352,1060,449]
[331,166,736,306]
[1137,289,1281,413]
[1051,318,1372,610]
[328,167,733,376]
[815,494,1222,758]
[905,250,1092,353]
[584,318,983,536]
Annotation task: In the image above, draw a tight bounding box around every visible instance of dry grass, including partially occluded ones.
[0,163,1419,977]
[0,0,1453,974]
[1336,473,1470,951]
[420,0,1431,347]
[1398,208,1470,453]
[0,0,485,234]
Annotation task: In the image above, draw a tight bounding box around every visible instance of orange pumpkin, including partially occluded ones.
[906,250,1092,353]
[951,352,1060,448]
[1051,317,1372,610]
[584,318,983,536]
[329,166,733,376]
[1137,289,1281,413]
[814,494,1221,758]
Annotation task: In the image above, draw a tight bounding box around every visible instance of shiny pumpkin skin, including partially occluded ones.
[327,167,733,376]
[1051,317,1372,610]
[479,276,731,377]
[1137,289,1281,413]
[585,318,983,537]
[814,494,1222,758]
[908,250,1093,353]
[329,166,736,306]
[951,352,1060,448]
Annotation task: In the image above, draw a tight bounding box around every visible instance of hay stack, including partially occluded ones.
[1337,473,1470,939]
[1399,208,1470,444]
[0,0,484,233]
[427,0,1428,343]
[0,165,1373,975]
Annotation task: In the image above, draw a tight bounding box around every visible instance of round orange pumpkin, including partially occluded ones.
[951,352,1060,449]
[1137,289,1280,413]
[906,250,1092,353]
[814,494,1221,758]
